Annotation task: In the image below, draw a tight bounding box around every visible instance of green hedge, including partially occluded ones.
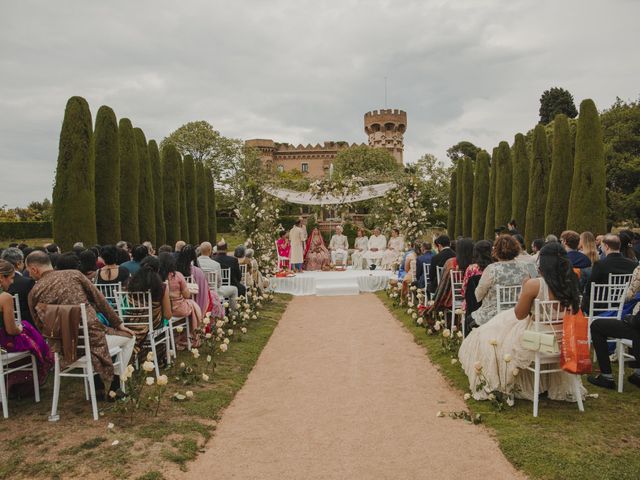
[217,217,235,233]
[0,222,53,240]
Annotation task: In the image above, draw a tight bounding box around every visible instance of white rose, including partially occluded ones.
[107,422,114,429]
[142,361,155,372]
[224,338,230,345]
[216,320,224,328]
[450,358,458,365]
[108,390,117,399]
[176,326,184,334]
[417,318,424,325]
[442,329,451,338]
[241,327,247,334]
[412,313,418,319]
[185,390,194,398]
[157,375,168,386]
[203,317,210,325]
[463,393,471,401]
[488,393,496,401]
[145,377,155,386]
[227,329,234,336]
[179,362,186,368]
[202,373,209,381]
[456,331,463,338]
[146,351,155,361]
[220,343,228,352]
[205,333,212,339]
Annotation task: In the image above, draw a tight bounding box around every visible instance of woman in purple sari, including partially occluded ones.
[0,259,53,392]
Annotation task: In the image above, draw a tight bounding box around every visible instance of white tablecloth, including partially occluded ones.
[270,269,394,296]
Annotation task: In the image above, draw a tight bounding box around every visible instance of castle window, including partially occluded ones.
[276,165,284,173]
[301,163,309,173]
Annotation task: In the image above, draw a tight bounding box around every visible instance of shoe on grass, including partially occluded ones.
[587,375,615,390]
[628,374,640,389]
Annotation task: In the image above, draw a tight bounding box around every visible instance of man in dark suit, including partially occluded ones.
[428,235,456,295]
[213,241,246,297]
[1,247,35,323]
[414,242,434,289]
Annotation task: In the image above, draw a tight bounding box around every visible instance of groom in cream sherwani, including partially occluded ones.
[329,225,349,266]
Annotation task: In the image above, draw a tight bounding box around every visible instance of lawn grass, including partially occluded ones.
[0,293,291,479]
[377,291,640,480]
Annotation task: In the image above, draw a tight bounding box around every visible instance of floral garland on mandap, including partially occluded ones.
[374,178,429,240]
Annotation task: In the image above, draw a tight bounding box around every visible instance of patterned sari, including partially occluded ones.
[304,229,331,271]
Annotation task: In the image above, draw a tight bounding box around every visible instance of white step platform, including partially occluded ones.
[270,269,395,296]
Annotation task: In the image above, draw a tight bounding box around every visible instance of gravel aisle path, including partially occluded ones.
[183,294,524,480]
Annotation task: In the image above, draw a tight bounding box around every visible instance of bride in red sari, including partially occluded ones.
[304,228,331,271]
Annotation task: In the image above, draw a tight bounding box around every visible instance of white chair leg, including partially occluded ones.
[574,376,584,412]
[165,333,172,366]
[617,341,625,393]
[150,340,160,378]
[49,354,61,422]
[31,355,40,403]
[87,368,99,421]
[0,364,8,419]
[186,318,192,351]
[168,319,177,359]
[533,357,541,417]
[83,376,90,400]
[117,351,126,394]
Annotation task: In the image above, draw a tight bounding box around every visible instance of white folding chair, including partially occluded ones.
[205,270,220,291]
[1,295,40,419]
[239,264,247,286]
[450,270,465,336]
[526,299,584,417]
[436,266,444,286]
[94,282,122,309]
[275,240,289,270]
[116,291,171,375]
[609,273,633,286]
[496,285,522,313]
[49,303,125,421]
[588,282,630,392]
[221,268,231,287]
[422,263,431,305]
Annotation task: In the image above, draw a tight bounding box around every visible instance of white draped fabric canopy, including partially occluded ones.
[263,182,396,205]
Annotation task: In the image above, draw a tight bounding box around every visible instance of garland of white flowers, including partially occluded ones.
[373,178,430,240]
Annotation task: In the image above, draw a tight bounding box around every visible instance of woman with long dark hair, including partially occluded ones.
[461,240,494,334]
[177,245,224,320]
[459,241,585,404]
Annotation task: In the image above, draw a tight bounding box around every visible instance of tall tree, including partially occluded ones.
[472,150,490,239]
[94,105,120,244]
[118,118,140,243]
[447,170,457,236]
[461,156,474,237]
[135,128,156,244]
[525,124,551,244]
[208,168,217,242]
[484,148,498,239]
[511,133,529,231]
[567,99,607,234]
[196,160,210,242]
[446,141,481,164]
[539,87,578,124]
[333,145,400,177]
[52,96,97,250]
[179,158,189,243]
[162,144,181,245]
[494,141,512,228]
[149,140,165,246]
[183,155,199,242]
[454,164,463,237]
[545,114,573,235]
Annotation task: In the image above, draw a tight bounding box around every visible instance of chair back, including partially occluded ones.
[423,263,430,284]
[76,304,93,371]
[239,264,247,285]
[205,270,219,290]
[609,273,633,286]
[115,290,154,331]
[533,299,566,340]
[183,275,193,284]
[450,270,464,305]
[588,282,629,322]
[436,266,444,285]
[94,282,122,309]
[221,268,231,286]
[496,285,522,313]
[12,294,21,324]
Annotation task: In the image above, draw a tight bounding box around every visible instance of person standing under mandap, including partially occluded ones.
[329,225,349,266]
[351,228,369,270]
[289,219,306,273]
[363,227,386,269]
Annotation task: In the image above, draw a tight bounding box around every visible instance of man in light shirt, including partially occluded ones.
[329,225,349,266]
[198,241,238,310]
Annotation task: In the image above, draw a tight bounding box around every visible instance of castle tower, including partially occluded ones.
[364,109,407,164]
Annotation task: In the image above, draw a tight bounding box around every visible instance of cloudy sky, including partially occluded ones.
[2,0,639,207]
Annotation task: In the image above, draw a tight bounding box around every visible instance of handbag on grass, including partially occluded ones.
[521,330,560,355]
[560,309,592,374]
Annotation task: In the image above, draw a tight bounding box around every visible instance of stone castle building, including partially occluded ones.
[246,109,407,177]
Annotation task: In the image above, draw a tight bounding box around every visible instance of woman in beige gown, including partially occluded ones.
[458,242,586,403]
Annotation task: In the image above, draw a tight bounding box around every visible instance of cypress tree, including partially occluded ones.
[135,128,156,244]
[484,148,498,239]
[511,133,529,231]
[208,168,217,242]
[162,144,181,246]
[471,150,490,240]
[94,105,120,244]
[149,140,165,246]
[179,159,189,243]
[545,114,573,236]
[525,124,551,245]
[52,96,97,250]
[462,156,474,237]
[455,164,463,237]
[183,155,199,243]
[494,141,512,228]
[447,170,457,236]
[196,161,210,242]
[567,99,607,234]
[118,118,140,243]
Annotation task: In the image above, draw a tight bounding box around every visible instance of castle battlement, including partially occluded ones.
[364,109,406,117]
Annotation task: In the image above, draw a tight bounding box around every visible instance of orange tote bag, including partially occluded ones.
[560,309,592,374]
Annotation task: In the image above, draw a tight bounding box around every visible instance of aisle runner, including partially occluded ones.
[182,295,524,480]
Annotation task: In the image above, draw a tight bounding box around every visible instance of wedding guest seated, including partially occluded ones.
[1,247,35,323]
[276,230,290,268]
[400,242,421,301]
[214,241,247,297]
[95,245,130,286]
[121,245,148,276]
[116,247,130,265]
[579,231,599,266]
[363,227,386,268]
[507,219,519,235]
[304,228,331,271]
[158,245,173,254]
[329,225,349,266]
[381,228,405,270]
[142,241,156,256]
[198,242,239,310]
[414,242,434,290]
[79,249,98,281]
[545,234,559,243]
[470,235,532,327]
[245,249,269,292]
[530,238,544,261]
[0,259,53,395]
[459,242,585,403]
[350,228,369,270]
[428,235,455,295]
[514,234,537,278]
[174,241,186,257]
[234,245,251,281]
[178,245,220,319]
[561,230,592,268]
[55,252,81,271]
[461,240,493,335]
[26,251,135,400]
[432,238,473,316]
[620,229,639,262]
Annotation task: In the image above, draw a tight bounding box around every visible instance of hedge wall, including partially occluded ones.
[0,222,53,240]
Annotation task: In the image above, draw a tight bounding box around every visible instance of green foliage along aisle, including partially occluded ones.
[447,170,456,236]
[567,99,607,234]
[484,148,498,239]
[472,150,490,240]
[511,133,529,232]
[94,105,120,244]
[455,164,463,237]
[525,124,551,244]
[494,141,512,228]
[118,118,140,244]
[179,158,189,243]
[184,155,199,243]
[545,114,573,236]
[462,156,474,237]
[135,128,156,244]
[149,140,165,246]
[196,161,210,242]
[208,168,217,241]
[162,144,182,245]
[52,96,97,250]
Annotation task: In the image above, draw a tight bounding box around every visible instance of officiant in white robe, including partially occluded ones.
[363,227,387,268]
[329,225,349,266]
[351,228,369,270]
